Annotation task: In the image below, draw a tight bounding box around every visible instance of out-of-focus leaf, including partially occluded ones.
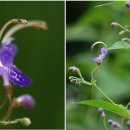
[66,25,98,42]
[96,61,130,101]
[108,41,130,50]
[125,25,130,30]
[95,1,125,8]
[78,100,130,119]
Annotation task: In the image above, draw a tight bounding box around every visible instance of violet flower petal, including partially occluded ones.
[0,37,17,66]
[0,67,10,86]
[92,57,101,62]
[5,65,32,87]
[92,54,105,62]
[0,45,17,66]
[101,47,107,55]
[92,47,107,63]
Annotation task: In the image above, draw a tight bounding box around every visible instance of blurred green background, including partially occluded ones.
[66,1,130,129]
[0,1,64,129]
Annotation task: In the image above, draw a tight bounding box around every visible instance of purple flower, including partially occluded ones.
[15,94,35,109]
[0,37,32,87]
[92,47,107,65]
[126,120,130,125]
[126,1,130,8]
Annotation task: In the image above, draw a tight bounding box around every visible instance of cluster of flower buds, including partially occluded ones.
[97,108,105,118]
[108,119,120,128]
[69,66,85,85]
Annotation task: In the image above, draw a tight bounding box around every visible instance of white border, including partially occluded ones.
[64,1,66,130]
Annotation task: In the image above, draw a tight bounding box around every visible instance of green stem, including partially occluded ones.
[0,119,19,125]
[121,102,130,129]
[103,117,107,130]
[91,65,99,82]
[91,66,114,104]
[94,84,114,104]
[118,24,129,32]
[121,117,124,129]
[82,80,92,86]
[0,94,7,110]
[77,69,84,80]
[1,95,13,121]
[126,102,130,109]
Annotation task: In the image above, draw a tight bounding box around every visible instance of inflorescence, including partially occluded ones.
[68,15,130,129]
[0,18,47,127]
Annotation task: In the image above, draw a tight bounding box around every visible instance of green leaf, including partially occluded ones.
[78,100,130,119]
[66,25,98,42]
[108,41,130,50]
[95,1,125,8]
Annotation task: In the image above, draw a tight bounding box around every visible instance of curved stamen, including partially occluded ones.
[91,41,107,50]
[0,19,27,41]
[2,20,48,43]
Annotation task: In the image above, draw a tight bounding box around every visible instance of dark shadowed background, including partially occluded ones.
[0,1,64,129]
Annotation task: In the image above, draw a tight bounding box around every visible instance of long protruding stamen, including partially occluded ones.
[91,41,107,51]
[0,19,27,41]
[2,20,48,43]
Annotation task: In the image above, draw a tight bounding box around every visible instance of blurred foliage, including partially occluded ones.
[0,1,64,129]
[66,1,130,129]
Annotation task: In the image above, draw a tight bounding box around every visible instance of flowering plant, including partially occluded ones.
[0,19,47,126]
[68,1,130,129]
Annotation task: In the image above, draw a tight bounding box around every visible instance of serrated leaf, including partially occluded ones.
[78,100,130,119]
[95,1,125,8]
[108,41,130,50]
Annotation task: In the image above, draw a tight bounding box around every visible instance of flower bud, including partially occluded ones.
[97,108,105,118]
[13,94,35,109]
[19,117,31,127]
[126,120,130,125]
[97,107,104,114]
[69,66,78,72]
[111,22,118,27]
[121,38,130,42]
[126,1,130,8]
[112,121,120,128]
[108,119,113,125]
[119,30,125,35]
